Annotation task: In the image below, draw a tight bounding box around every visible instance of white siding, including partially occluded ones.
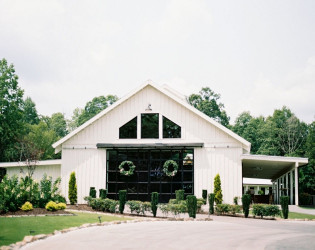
[6,164,61,183]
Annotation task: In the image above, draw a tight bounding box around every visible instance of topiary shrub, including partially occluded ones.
[99,189,107,199]
[45,201,57,211]
[214,174,223,205]
[242,194,251,218]
[21,201,33,211]
[202,190,207,204]
[119,190,127,214]
[68,172,77,205]
[186,195,197,218]
[233,196,239,205]
[280,196,289,219]
[89,187,96,198]
[208,193,215,214]
[151,192,159,217]
[175,190,185,202]
[56,202,66,210]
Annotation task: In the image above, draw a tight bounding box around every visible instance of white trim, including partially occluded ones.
[0,159,62,168]
[53,81,251,152]
[241,154,308,166]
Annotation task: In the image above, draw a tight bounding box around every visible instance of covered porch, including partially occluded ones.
[241,154,308,205]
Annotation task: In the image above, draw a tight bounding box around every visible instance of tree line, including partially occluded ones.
[0,58,314,195]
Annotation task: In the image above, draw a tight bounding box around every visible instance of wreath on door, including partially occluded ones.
[163,160,178,177]
[118,161,136,176]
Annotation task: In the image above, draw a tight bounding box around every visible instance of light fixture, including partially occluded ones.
[145,104,152,111]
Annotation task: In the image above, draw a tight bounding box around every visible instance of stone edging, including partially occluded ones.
[0,215,212,250]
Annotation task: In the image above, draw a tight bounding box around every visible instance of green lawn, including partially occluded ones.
[0,212,131,247]
[298,206,315,210]
[287,212,315,220]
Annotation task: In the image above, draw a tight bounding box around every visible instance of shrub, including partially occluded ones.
[197,199,204,213]
[119,190,127,214]
[258,190,264,195]
[109,200,119,213]
[252,204,265,218]
[175,190,185,202]
[214,174,223,205]
[208,193,215,214]
[230,205,241,215]
[215,204,230,215]
[142,202,151,215]
[168,199,177,205]
[99,189,107,199]
[253,204,280,218]
[45,201,57,211]
[89,187,96,198]
[53,194,66,204]
[202,190,207,204]
[169,203,187,217]
[280,196,289,219]
[242,194,251,218]
[127,200,142,214]
[265,205,280,217]
[151,192,159,217]
[40,174,53,207]
[187,195,197,218]
[158,204,169,217]
[233,196,239,205]
[21,201,33,211]
[56,202,66,210]
[0,175,21,213]
[299,193,312,205]
[68,172,77,205]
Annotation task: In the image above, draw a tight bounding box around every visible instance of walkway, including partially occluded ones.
[289,205,315,215]
[23,216,315,250]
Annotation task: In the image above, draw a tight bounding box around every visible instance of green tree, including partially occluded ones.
[22,97,39,125]
[214,174,223,204]
[77,95,118,126]
[68,172,77,205]
[188,87,230,127]
[49,112,68,138]
[0,58,24,161]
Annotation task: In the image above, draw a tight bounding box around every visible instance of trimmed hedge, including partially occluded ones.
[85,197,118,213]
[280,196,289,219]
[208,193,215,214]
[202,190,207,204]
[151,192,159,217]
[175,190,185,202]
[119,190,127,214]
[99,189,107,199]
[252,204,280,218]
[127,200,151,215]
[21,202,33,211]
[89,187,96,198]
[187,195,197,218]
[242,194,251,218]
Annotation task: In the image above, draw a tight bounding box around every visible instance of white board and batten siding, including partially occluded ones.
[60,85,245,204]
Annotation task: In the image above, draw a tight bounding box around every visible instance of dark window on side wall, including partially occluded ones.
[119,117,137,139]
[163,116,181,138]
[141,113,159,138]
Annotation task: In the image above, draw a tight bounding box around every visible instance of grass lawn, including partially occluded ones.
[298,206,315,210]
[0,212,131,247]
[287,212,315,220]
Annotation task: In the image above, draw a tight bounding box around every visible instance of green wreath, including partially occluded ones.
[119,161,136,176]
[163,160,178,177]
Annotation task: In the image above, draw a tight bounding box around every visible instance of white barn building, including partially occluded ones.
[0,82,308,204]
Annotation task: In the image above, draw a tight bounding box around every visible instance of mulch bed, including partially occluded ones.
[0,208,73,217]
[66,204,95,212]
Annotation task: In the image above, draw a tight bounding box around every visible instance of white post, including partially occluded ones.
[286,173,289,196]
[159,114,163,139]
[290,169,293,205]
[137,114,141,139]
[295,162,299,205]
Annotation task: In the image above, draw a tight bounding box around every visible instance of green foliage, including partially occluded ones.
[188,87,230,127]
[258,190,264,195]
[68,172,77,205]
[186,195,197,218]
[299,193,312,205]
[49,112,68,138]
[202,190,207,204]
[280,196,289,219]
[22,97,39,125]
[214,174,223,204]
[21,201,33,211]
[233,196,239,205]
[89,187,96,198]
[126,200,151,215]
[168,202,187,217]
[56,202,66,210]
[196,198,205,213]
[86,197,119,213]
[0,58,24,162]
[45,201,66,211]
[0,175,22,212]
[242,194,251,218]
[252,204,280,218]
[119,190,127,214]
[175,189,184,202]
[158,204,169,217]
[215,204,230,215]
[208,193,215,214]
[230,205,241,215]
[151,192,159,217]
[99,189,107,199]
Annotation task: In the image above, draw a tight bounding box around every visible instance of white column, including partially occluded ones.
[295,162,299,205]
[290,170,293,205]
[137,114,141,139]
[159,114,163,139]
[286,173,289,196]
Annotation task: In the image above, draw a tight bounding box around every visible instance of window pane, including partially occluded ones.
[141,114,159,138]
[119,117,137,139]
[163,116,181,138]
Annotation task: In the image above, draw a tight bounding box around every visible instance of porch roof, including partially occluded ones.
[241,154,308,181]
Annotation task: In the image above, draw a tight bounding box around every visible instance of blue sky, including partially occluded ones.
[1,0,314,124]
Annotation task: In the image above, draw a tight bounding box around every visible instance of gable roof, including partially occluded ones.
[53,81,251,152]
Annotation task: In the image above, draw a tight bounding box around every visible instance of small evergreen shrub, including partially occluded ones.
[214,174,223,205]
[252,204,280,218]
[242,194,251,218]
[187,195,197,218]
[175,190,185,202]
[21,202,33,211]
[99,189,107,199]
[208,193,215,214]
[56,202,66,210]
[233,196,239,205]
[202,190,207,204]
[127,200,142,214]
[215,204,230,215]
[252,204,265,218]
[89,187,96,198]
[68,172,77,205]
[151,192,159,217]
[45,201,57,211]
[280,196,289,219]
[230,204,241,215]
[197,198,204,213]
[119,190,127,214]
